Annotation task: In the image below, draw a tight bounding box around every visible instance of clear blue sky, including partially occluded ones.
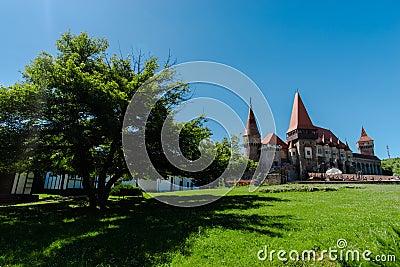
[1,0,399,159]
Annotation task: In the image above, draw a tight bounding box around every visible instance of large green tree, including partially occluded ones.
[15,31,209,207]
[3,31,255,207]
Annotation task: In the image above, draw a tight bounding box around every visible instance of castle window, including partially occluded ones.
[305,147,312,159]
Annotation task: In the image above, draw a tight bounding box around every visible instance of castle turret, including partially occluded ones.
[243,101,261,162]
[356,127,374,156]
[286,92,318,142]
[286,92,318,179]
[261,133,288,167]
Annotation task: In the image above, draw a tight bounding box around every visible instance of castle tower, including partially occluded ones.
[261,133,289,167]
[243,101,261,162]
[356,127,374,156]
[286,92,318,179]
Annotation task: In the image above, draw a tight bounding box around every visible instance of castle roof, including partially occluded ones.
[337,139,346,150]
[317,127,339,144]
[261,133,288,149]
[352,153,379,161]
[357,127,373,143]
[287,92,316,133]
[345,141,351,151]
[316,127,348,150]
[244,103,260,137]
[316,136,323,144]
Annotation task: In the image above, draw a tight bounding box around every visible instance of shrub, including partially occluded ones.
[259,185,342,193]
[110,184,143,198]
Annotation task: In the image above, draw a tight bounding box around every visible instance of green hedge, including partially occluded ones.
[110,184,142,197]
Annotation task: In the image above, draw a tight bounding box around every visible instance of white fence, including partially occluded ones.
[43,172,110,190]
[43,172,197,193]
[122,176,198,192]
[11,172,34,194]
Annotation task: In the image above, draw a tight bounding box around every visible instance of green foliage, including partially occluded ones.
[186,135,250,186]
[145,115,212,179]
[1,30,249,206]
[259,184,357,193]
[2,31,208,207]
[381,158,400,176]
[246,158,258,171]
[19,31,161,206]
[0,84,41,173]
[110,184,142,197]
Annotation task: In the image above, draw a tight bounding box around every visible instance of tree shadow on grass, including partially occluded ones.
[0,194,293,266]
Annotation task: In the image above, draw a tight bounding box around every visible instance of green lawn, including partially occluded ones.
[0,185,399,266]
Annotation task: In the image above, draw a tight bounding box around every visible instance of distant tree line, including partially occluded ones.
[381,158,400,176]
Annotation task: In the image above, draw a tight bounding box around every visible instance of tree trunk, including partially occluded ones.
[99,171,124,208]
[98,186,111,209]
[82,173,97,208]
[81,141,124,209]
[96,141,118,209]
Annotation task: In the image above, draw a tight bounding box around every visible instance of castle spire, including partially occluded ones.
[244,101,261,162]
[287,92,315,133]
[361,127,368,137]
[357,126,374,156]
[358,127,373,143]
[244,101,260,137]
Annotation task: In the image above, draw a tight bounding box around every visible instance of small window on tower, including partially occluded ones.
[305,147,312,159]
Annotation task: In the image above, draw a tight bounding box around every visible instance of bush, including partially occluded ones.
[259,185,343,193]
[110,184,143,198]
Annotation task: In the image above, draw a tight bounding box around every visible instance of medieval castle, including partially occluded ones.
[243,92,382,180]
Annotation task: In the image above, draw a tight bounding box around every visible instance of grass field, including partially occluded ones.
[0,184,399,266]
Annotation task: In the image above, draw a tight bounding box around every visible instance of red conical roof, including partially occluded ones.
[287,92,316,133]
[261,133,288,149]
[357,127,373,143]
[244,104,260,137]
